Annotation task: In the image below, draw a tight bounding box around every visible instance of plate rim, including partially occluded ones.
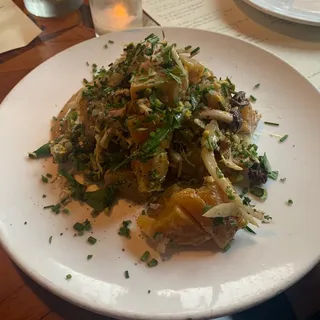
[242,0,320,26]
[1,26,320,320]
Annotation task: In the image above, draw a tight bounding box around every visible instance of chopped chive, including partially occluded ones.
[190,47,200,57]
[87,236,97,245]
[124,270,130,279]
[250,187,268,201]
[244,225,256,234]
[287,198,293,205]
[223,243,231,252]
[66,274,72,280]
[280,177,286,182]
[264,121,279,126]
[83,78,88,84]
[216,167,223,178]
[184,45,192,50]
[73,222,84,232]
[49,236,52,244]
[104,44,108,49]
[268,171,279,180]
[52,116,57,121]
[147,259,158,267]
[249,95,257,102]
[140,251,150,262]
[43,205,54,209]
[254,83,260,89]
[87,255,93,260]
[42,194,47,198]
[41,175,49,183]
[86,61,89,66]
[108,40,114,44]
[279,134,288,142]
[62,208,70,214]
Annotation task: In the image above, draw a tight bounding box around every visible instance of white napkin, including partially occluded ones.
[0,0,42,54]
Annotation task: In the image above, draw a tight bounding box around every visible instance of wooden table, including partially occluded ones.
[0,2,319,320]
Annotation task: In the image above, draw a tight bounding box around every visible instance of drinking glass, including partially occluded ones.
[89,0,142,36]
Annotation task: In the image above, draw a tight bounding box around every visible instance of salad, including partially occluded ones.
[30,33,275,253]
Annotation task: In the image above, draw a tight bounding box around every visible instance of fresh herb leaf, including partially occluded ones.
[254,83,260,89]
[244,225,256,234]
[279,134,288,142]
[41,175,49,183]
[226,187,235,200]
[84,185,117,212]
[147,259,158,267]
[124,270,130,279]
[190,47,200,57]
[268,170,279,180]
[87,255,93,260]
[49,236,53,244]
[264,121,279,126]
[184,45,192,50]
[28,142,51,159]
[87,236,97,245]
[216,167,223,178]
[287,198,293,205]
[167,72,182,84]
[118,220,132,238]
[250,95,257,102]
[213,217,225,226]
[66,274,72,280]
[242,196,251,206]
[140,251,150,262]
[250,186,268,200]
[108,40,114,44]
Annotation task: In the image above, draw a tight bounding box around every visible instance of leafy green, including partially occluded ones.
[84,186,116,211]
[59,170,117,211]
[28,142,51,159]
[250,186,268,200]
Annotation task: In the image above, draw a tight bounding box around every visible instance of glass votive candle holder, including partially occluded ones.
[89,0,143,36]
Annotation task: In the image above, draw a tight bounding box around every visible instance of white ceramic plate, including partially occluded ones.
[243,0,320,26]
[0,27,320,320]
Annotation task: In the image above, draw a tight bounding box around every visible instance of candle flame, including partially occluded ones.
[113,4,129,19]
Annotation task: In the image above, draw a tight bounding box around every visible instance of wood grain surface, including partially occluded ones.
[0,2,319,320]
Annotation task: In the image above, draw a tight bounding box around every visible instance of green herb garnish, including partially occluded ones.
[124,270,130,279]
[43,205,54,209]
[250,95,257,102]
[108,40,114,44]
[254,83,260,89]
[190,47,200,57]
[66,274,72,280]
[244,225,256,234]
[147,259,158,267]
[87,255,93,260]
[279,134,288,142]
[268,170,279,180]
[87,236,97,245]
[184,45,192,50]
[250,186,268,200]
[41,175,49,183]
[280,177,286,182]
[49,236,52,244]
[226,187,235,200]
[140,251,150,262]
[264,121,279,126]
[287,198,293,205]
[104,44,108,49]
[118,220,132,238]
[216,167,223,178]
[28,142,51,159]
